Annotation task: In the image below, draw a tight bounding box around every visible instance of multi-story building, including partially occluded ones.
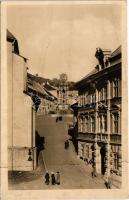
[57,73,69,110]
[75,46,122,181]
[57,74,78,114]
[7,30,37,171]
[27,73,57,115]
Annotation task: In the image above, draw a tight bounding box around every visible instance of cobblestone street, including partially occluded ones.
[9,115,107,190]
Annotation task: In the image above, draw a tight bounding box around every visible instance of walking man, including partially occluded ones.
[56,172,60,185]
[51,172,56,185]
[45,171,50,185]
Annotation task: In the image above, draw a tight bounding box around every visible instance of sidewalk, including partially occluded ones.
[8,151,106,190]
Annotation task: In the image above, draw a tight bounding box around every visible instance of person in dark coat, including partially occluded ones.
[45,171,50,185]
[65,140,69,149]
[51,172,56,185]
[105,176,112,189]
[56,172,60,185]
[91,167,97,178]
[95,47,104,69]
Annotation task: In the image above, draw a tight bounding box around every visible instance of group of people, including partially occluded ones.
[56,116,63,122]
[45,171,60,185]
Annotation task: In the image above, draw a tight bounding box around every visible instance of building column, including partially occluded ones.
[105,80,111,179]
[118,146,122,176]
[94,89,100,175]
[82,115,86,133]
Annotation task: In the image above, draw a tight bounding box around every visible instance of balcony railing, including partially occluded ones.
[77,132,96,141]
[110,134,121,144]
[97,133,108,142]
[77,132,121,144]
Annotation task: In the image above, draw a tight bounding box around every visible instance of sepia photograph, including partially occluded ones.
[0,0,128,199]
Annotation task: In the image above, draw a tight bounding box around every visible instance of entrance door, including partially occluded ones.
[100,145,106,175]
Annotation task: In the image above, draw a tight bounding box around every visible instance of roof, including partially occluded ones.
[44,87,57,100]
[27,74,57,101]
[27,73,49,84]
[78,68,96,83]
[111,46,121,57]
[75,68,97,87]
[7,30,16,41]
[44,82,57,91]
[7,30,28,60]
[75,46,121,88]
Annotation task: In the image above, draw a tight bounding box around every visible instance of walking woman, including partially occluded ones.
[56,172,60,185]
[45,171,50,185]
[51,172,56,185]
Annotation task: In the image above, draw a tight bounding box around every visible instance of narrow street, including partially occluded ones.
[9,115,106,189]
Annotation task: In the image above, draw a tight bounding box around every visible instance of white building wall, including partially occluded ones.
[7,42,36,171]
[7,42,13,148]
[12,54,32,147]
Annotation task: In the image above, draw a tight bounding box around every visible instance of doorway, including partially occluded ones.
[100,145,106,175]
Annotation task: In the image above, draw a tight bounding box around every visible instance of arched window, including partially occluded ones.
[113,113,119,133]
[113,78,121,97]
[90,116,95,133]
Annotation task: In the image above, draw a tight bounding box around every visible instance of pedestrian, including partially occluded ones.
[56,172,60,185]
[51,172,56,185]
[65,140,69,149]
[105,176,112,189]
[91,168,97,178]
[45,171,50,185]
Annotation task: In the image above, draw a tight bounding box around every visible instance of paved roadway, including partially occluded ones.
[36,115,106,189]
[8,115,106,190]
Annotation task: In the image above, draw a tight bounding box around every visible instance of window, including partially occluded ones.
[80,95,83,106]
[80,117,83,132]
[99,85,107,101]
[114,153,119,170]
[82,116,85,133]
[114,113,119,133]
[103,115,107,132]
[91,93,96,103]
[85,145,90,158]
[79,96,81,106]
[100,115,103,133]
[87,94,90,104]
[82,94,85,106]
[112,145,120,170]
[85,116,89,132]
[90,116,95,132]
[103,85,107,100]
[113,78,121,97]
[100,89,103,101]
[78,117,81,132]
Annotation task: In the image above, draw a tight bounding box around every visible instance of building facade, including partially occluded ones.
[75,46,122,180]
[57,73,69,110]
[7,30,37,171]
[57,74,78,114]
[27,73,57,115]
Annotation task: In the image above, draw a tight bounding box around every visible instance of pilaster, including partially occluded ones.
[105,80,111,179]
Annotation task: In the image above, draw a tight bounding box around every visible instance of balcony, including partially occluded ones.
[77,132,96,142]
[110,134,121,144]
[97,133,108,143]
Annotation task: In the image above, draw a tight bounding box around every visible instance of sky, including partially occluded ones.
[7,3,123,82]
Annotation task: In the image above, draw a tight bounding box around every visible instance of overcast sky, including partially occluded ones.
[7,3,122,81]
